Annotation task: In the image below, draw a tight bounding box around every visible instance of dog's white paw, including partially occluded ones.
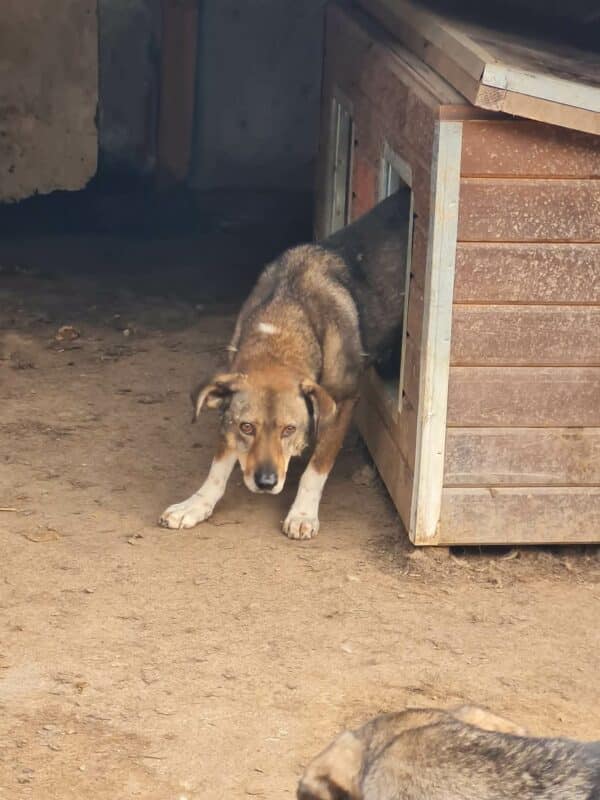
[283,511,320,540]
[159,495,214,530]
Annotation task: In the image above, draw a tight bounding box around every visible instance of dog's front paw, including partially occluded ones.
[159,495,214,530]
[283,511,320,540]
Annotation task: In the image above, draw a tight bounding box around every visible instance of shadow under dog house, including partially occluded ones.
[315,1,600,545]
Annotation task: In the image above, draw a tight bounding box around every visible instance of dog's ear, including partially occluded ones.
[301,380,337,435]
[191,373,245,421]
[297,731,364,800]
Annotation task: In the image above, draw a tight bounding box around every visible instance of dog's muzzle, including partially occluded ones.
[254,465,278,491]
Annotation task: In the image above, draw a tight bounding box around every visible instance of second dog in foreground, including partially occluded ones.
[298,705,600,800]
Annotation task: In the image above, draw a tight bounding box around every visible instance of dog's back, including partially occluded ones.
[323,190,411,372]
[298,707,600,800]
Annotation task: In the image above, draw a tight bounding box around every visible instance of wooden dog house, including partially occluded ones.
[315,2,600,545]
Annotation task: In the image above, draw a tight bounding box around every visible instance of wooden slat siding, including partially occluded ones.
[328,62,435,222]
[447,367,600,427]
[329,4,450,171]
[356,0,483,106]
[360,368,419,472]
[461,121,600,178]
[344,83,433,220]
[339,4,467,115]
[404,89,436,169]
[454,243,600,305]
[451,306,600,366]
[476,87,600,139]
[410,160,432,230]
[458,179,600,243]
[337,90,433,225]
[406,279,424,351]
[438,488,600,545]
[355,381,414,522]
[410,221,429,291]
[352,95,385,167]
[328,7,410,127]
[445,428,600,486]
[351,154,378,221]
[402,333,421,413]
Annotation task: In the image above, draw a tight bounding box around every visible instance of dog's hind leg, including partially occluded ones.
[283,399,356,540]
[159,440,237,530]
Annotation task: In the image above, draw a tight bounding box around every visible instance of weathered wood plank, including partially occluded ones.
[458,179,600,242]
[437,487,600,544]
[406,279,424,351]
[445,428,600,486]
[355,376,414,525]
[474,86,600,138]
[329,4,458,169]
[350,90,433,217]
[454,243,600,304]
[360,368,419,472]
[451,306,600,366]
[447,367,600,427]
[357,0,600,136]
[410,221,429,291]
[403,331,421,412]
[351,154,378,222]
[412,121,462,542]
[461,121,600,178]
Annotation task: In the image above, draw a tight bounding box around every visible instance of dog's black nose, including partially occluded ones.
[254,467,278,491]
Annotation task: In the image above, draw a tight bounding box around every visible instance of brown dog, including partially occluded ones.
[298,705,600,800]
[159,191,410,538]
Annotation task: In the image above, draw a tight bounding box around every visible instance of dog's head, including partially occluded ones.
[192,369,336,494]
[297,731,364,800]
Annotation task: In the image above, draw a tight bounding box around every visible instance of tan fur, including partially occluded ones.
[160,194,411,535]
[450,705,528,737]
[298,706,600,800]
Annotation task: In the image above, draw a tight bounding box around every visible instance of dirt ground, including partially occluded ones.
[1,232,599,800]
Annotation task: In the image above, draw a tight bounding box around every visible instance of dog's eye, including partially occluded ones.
[240,422,255,435]
[282,425,296,438]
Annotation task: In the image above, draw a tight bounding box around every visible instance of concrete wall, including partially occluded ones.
[0,0,98,202]
[192,0,327,191]
[98,0,161,179]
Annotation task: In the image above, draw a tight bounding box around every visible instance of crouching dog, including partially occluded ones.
[297,705,600,800]
[160,192,410,539]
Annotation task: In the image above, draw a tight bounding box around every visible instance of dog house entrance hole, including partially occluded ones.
[325,109,413,416]
[377,144,414,413]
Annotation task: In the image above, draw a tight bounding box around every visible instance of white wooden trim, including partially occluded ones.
[410,120,462,543]
[482,63,600,114]
[324,87,355,236]
[380,141,413,193]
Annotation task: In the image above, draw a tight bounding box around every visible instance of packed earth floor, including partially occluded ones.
[1,226,599,799]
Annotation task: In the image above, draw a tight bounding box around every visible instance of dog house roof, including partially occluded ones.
[358,0,600,135]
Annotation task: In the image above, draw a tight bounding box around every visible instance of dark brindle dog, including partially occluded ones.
[298,705,600,800]
[160,191,410,538]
